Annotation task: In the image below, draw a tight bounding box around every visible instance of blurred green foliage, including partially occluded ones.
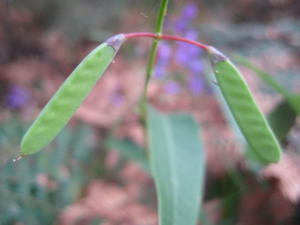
[0,117,96,225]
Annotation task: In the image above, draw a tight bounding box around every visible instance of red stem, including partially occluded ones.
[124,32,209,50]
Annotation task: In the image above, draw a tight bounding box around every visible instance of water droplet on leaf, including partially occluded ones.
[12,156,23,162]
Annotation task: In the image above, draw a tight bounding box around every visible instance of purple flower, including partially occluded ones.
[185,29,199,40]
[154,42,172,79]
[175,43,201,64]
[158,41,172,61]
[164,82,181,95]
[181,3,198,21]
[154,63,168,79]
[174,3,198,32]
[174,19,189,33]
[187,59,204,74]
[175,45,190,65]
[5,86,30,109]
[175,29,202,65]
[188,75,205,95]
[154,2,208,96]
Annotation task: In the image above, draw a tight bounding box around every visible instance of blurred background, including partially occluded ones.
[1,0,300,224]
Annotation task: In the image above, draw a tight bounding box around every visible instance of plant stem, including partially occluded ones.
[140,0,169,120]
[124,31,209,156]
[125,32,208,50]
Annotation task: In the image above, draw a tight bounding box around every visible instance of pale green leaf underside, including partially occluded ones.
[147,106,205,225]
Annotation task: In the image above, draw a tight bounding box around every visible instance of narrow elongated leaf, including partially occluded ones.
[287,94,300,115]
[247,100,296,167]
[235,55,300,114]
[209,48,281,163]
[21,34,125,155]
[235,55,289,96]
[268,100,297,142]
[147,106,205,225]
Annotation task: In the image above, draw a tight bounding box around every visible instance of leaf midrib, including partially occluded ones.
[161,117,178,225]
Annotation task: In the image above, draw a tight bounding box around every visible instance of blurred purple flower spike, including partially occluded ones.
[185,29,199,41]
[175,43,201,64]
[174,19,189,33]
[154,2,207,96]
[182,3,198,20]
[174,2,198,32]
[5,86,30,109]
[187,59,204,74]
[158,41,172,60]
[154,42,172,79]
[175,29,202,67]
[164,82,181,95]
[154,64,168,79]
[188,75,205,95]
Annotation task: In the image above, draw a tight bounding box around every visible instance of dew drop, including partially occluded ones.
[12,156,23,162]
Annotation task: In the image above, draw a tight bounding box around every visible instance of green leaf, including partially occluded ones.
[287,94,300,115]
[106,137,150,172]
[234,55,289,96]
[21,34,125,155]
[209,47,281,163]
[147,106,205,225]
[235,55,300,114]
[246,100,297,168]
[268,100,297,142]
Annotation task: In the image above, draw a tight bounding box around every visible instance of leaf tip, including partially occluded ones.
[105,34,126,52]
[207,46,227,65]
